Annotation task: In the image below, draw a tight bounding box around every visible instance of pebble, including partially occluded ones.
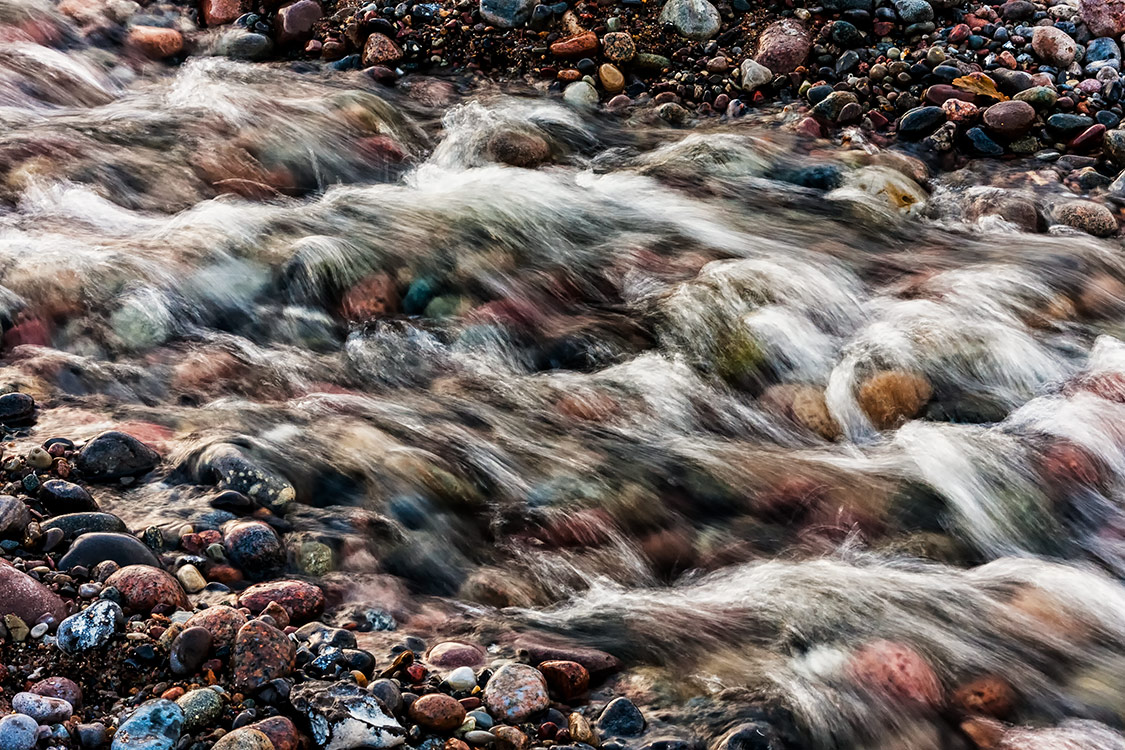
[539,661,589,701]
[58,532,161,570]
[659,0,720,40]
[362,32,403,67]
[0,561,66,625]
[601,32,635,63]
[848,640,943,709]
[39,479,98,514]
[479,0,535,27]
[171,626,213,675]
[212,728,276,750]
[409,693,467,731]
[754,19,811,74]
[111,699,184,750]
[232,619,296,690]
[982,100,1036,138]
[598,64,624,94]
[176,564,206,593]
[428,642,485,669]
[562,81,598,109]
[0,714,38,750]
[487,130,551,168]
[739,59,772,93]
[857,370,932,430]
[598,698,645,737]
[275,0,321,43]
[0,495,29,538]
[42,512,127,541]
[483,664,550,722]
[177,688,224,732]
[897,106,946,140]
[222,520,284,578]
[185,606,247,647]
[446,666,478,691]
[105,565,190,613]
[1054,201,1119,237]
[77,431,160,481]
[1031,26,1077,68]
[12,692,72,724]
[56,599,122,653]
[75,723,108,749]
[0,392,35,424]
[29,677,81,709]
[238,579,325,623]
[250,717,301,750]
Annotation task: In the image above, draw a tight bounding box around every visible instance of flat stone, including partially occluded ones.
[237,580,325,623]
[12,692,73,724]
[39,480,98,514]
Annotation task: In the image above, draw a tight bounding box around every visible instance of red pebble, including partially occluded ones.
[406,664,427,683]
[848,640,943,709]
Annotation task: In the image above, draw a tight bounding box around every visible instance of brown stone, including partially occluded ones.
[598,64,624,94]
[409,693,466,731]
[127,26,184,59]
[953,675,1016,719]
[340,273,398,321]
[249,717,300,750]
[232,619,296,690]
[362,33,403,67]
[550,31,597,57]
[105,565,190,614]
[202,0,243,25]
[486,130,551,168]
[515,638,621,677]
[275,0,322,43]
[1080,0,1125,37]
[493,726,530,750]
[982,100,1036,138]
[212,728,275,750]
[1054,200,1118,237]
[29,677,81,709]
[238,580,325,623]
[857,370,932,430]
[0,561,65,626]
[539,661,589,701]
[754,19,811,74]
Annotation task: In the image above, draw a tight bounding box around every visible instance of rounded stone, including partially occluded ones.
[409,693,467,731]
[0,392,34,424]
[29,677,82,709]
[952,675,1016,719]
[185,606,247,648]
[39,480,97,514]
[486,131,551,168]
[176,688,224,732]
[1032,26,1077,68]
[12,691,73,723]
[222,520,284,578]
[538,661,589,701]
[212,728,275,750]
[77,431,160,481]
[848,640,943,709]
[857,371,932,430]
[754,18,811,74]
[112,699,184,750]
[56,599,123,653]
[105,565,190,614]
[601,32,635,62]
[1054,201,1118,237]
[59,532,161,571]
[237,580,325,623]
[171,626,213,676]
[982,100,1036,138]
[249,717,301,750]
[41,512,127,541]
[599,697,645,736]
[428,641,486,669]
[0,560,66,625]
[446,666,478,692]
[232,620,296,690]
[0,714,39,750]
[483,663,550,722]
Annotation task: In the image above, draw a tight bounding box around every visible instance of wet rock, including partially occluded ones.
[857,370,932,430]
[171,626,212,676]
[893,0,932,24]
[39,479,97,514]
[0,392,34,424]
[250,717,300,750]
[602,32,635,63]
[42,512,127,541]
[599,64,624,94]
[276,0,321,43]
[212,728,275,750]
[127,26,184,59]
[483,663,550,722]
[659,0,720,40]
[983,101,1036,138]
[598,698,645,737]
[563,81,598,109]
[493,726,530,750]
[202,0,243,25]
[480,0,535,27]
[177,689,224,732]
[0,495,28,538]
[340,274,398,322]
[77,431,160,481]
[12,692,72,724]
[362,33,403,66]
[409,694,467,732]
[1080,0,1125,38]
[966,127,1004,157]
[30,677,81,709]
[56,599,122,653]
[539,661,589,701]
[551,32,598,57]
[105,565,190,614]
[427,641,485,668]
[740,59,772,93]
[290,681,405,750]
[1105,130,1125,166]
[59,532,161,570]
[715,721,791,750]
[516,639,621,677]
[177,564,206,593]
[965,193,1040,232]
[487,131,551,168]
[952,675,1016,719]
[898,107,946,140]
[232,619,296,690]
[754,19,810,74]
[446,666,478,692]
[238,580,325,623]
[848,640,943,709]
[1053,201,1118,237]
[112,699,184,750]
[1032,27,1077,68]
[185,606,247,648]
[0,715,38,750]
[0,560,65,625]
[813,91,858,122]
[200,445,295,515]
[223,519,284,578]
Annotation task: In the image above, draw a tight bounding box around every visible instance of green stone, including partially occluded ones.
[296,540,335,577]
[177,688,224,732]
[1013,86,1057,109]
[634,53,672,71]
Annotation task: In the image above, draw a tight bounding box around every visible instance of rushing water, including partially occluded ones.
[11,0,1125,747]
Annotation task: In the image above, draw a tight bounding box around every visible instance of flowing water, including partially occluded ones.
[11,0,1125,747]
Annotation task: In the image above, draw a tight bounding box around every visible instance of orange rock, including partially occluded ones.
[539,660,590,701]
[339,272,398,322]
[409,693,466,732]
[201,0,243,25]
[550,31,597,57]
[105,565,190,614]
[961,717,1006,750]
[952,675,1016,719]
[249,716,301,750]
[362,32,403,66]
[127,26,184,59]
[857,370,932,430]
